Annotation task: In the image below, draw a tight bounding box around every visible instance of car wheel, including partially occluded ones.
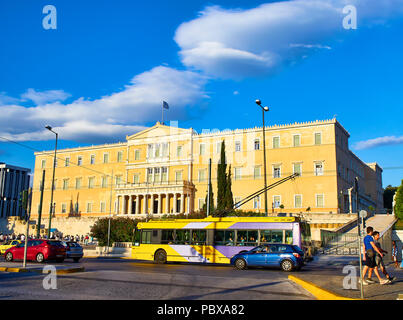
[280,259,293,272]
[5,252,13,262]
[36,253,45,263]
[235,258,247,270]
[154,249,167,264]
[73,258,80,263]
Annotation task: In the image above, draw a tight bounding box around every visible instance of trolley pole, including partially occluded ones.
[207,158,212,217]
[36,170,46,238]
[107,170,113,254]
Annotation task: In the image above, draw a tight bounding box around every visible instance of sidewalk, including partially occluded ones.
[0,261,85,274]
[292,255,403,300]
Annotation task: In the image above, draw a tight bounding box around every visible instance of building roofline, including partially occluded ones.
[0,163,31,172]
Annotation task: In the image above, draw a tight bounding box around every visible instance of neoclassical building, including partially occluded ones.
[30,119,383,220]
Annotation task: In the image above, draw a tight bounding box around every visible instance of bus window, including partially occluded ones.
[161,229,175,244]
[214,230,234,246]
[271,230,283,243]
[236,230,258,246]
[260,230,271,243]
[175,230,190,245]
[133,229,141,246]
[141,230,151,244]
[191,230,206,245]
[285,230,293,244]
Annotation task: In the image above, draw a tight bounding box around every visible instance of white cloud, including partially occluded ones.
[21,88,71,105]
[354,136,403,150]
[0,66,207,143]
[175,0,403,79]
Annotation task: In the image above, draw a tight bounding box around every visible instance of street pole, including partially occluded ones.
[37,169,46,238]
[107,170,113,254]
[355,177,364,299]
[262,108,268,215]
[22,188,32,268]
[47,131,58,238]
[207,158,212,217]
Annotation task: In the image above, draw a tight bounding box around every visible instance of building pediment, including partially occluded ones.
[126,122,193,141]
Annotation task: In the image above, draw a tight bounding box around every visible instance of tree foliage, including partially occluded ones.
[395,180,403,220]
[90,217,141,246]
[217,140,227,211]
[384,185,398,213]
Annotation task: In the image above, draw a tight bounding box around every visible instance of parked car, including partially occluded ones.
[0,240,21,255]
[61,241,83,262]
[4,239,66,263]
[230,244,304,271]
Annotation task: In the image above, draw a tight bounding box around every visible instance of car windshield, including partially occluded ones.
[68,242,81,248]
[48,241,64,247]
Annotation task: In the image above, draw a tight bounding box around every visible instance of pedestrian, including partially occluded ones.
[392,241,399,268]
[373,231,395,282]
[360,226,390,285]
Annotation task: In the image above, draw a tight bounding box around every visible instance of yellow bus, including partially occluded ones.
[132,216,311,264]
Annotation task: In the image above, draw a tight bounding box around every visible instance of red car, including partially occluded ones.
[4,239,66,263]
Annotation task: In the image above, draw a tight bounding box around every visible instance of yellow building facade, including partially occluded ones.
[30,119,383,220]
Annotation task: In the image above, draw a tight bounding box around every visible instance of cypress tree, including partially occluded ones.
[225,165,234,211]
[203,181,214,215]
[217,141,227,211]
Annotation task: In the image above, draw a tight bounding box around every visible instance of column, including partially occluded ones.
[158,194,162,214]
[165,194,169,214]
[128,195,133,215]
[181,193,185,213]
[123,196,127,215]
[143,195,147,214]
[174,193,178,213]
[136,195,140,215]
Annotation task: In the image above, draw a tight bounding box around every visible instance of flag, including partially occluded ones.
[163,101,169,109]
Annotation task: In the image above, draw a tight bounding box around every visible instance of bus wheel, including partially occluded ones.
[235,258,247,270]
[154,249,167,264]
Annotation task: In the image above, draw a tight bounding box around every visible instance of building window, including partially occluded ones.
[147,168,153,183]
[198,169,206,182]
[293,163,302,176]
[133,174,139,184]
[177,146,183,158]
[100,202,106,213]
[316,194,325,208]
[273,165,281,178]
[254,139,260,150]
[162,167,168,182]
[135,150,140,160]
[101,176,107,188]
[253,196,260,209]
[87,202,92,213]
[62,179,69,190]
[234,197,242,209]
[175,171,183,183]
[162,143,168,157]
[147,144,153,158]
[199,144,206,155]
[254,166,261,179]
[315,133,322,145]
[117,151,123,162]
[54,158,58,168]
[61,203,67,214]
[115,175,122,186]
[154,167,161,182]
[65,157,70,167]
[77,156,82,166]
[235,141,241,152]
[41,159,46,169]
[315,162,324,176]
[293,135,301,147]
[90,155,95,165]
[294,195,302,208]
[103,153,109,164]
[273,136,280,149]
[273,196,281,208]
[234,167,242,181]
[75,178,82,190]
[88,177,95,189]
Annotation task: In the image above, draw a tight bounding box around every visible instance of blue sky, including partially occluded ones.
[0,0,402,187]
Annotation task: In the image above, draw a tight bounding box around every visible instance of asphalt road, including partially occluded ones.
[0,258,315,300]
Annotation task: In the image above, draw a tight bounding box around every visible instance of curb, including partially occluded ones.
[0,266,85,275]
[288,275,358,300]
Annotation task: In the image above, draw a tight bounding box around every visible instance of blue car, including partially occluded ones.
[230,244,304,271]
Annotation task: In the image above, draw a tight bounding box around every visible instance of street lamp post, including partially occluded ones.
[255,100,269,215]
[45,125,58,239]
